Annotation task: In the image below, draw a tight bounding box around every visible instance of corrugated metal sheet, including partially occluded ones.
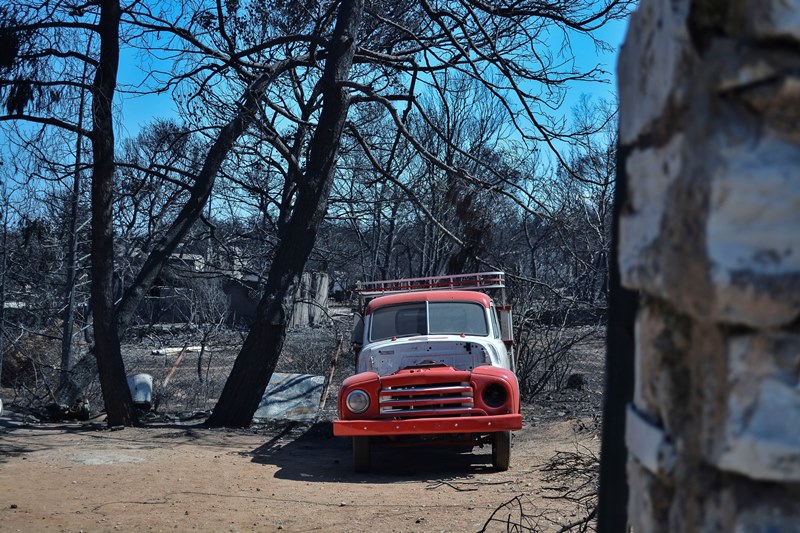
[253,373,324,422]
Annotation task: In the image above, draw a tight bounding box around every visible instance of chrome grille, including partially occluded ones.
[379,382,474,417]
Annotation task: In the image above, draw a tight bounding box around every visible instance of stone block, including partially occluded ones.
[718,45,800,140]
[706,133,800,328]
[734,504,800,533]
[633,304,663,417]
[619,135,684,294]
[709,333,800,482]
[621,125,800,329]
[632,300,693,435]
[253,373,325,422]
[617,0,691,144]
[627,459,672,533]
[748,0,800,42]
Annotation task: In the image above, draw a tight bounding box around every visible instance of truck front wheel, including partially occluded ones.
[353,436,371,473]
[492,431,511,471]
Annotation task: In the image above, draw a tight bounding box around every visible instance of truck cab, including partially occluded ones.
[333,272,522,472]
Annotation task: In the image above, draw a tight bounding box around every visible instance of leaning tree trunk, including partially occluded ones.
[206,0,365,428]
[89,0,136,426]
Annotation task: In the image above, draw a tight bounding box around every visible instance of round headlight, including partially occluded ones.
[482,383,507,408]
[346,389,370,414]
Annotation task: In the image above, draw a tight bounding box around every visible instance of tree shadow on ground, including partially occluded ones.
[0,411,235,465]
[0,413,111,464]
[249,420,498,483]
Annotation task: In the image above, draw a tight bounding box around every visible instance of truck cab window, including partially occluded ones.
[428,302,488,336]
[370,303,426,341]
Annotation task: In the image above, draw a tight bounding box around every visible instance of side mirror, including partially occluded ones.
[351,313,364,354]
[497,306,514,345]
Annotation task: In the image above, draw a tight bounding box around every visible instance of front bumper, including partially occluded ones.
[333,413,522,437]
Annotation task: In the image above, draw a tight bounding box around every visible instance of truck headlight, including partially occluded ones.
[483,383,507,408]
[346,390,370,414]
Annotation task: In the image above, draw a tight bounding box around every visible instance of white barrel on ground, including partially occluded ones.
[127,373,154,406]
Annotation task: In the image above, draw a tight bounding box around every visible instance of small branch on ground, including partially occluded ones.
[480,441,600,532]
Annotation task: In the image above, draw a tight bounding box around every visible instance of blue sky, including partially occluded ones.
[115,14,630,139]
[564,16,629,110]
[115,46,179,139]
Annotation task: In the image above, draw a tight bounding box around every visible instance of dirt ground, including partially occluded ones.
[0,326,605,532]
[0,407,600,533]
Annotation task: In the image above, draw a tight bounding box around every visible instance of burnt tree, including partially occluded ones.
[89,0,136,426]
[207,0,365,427]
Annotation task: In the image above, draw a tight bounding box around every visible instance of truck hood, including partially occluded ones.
[357,336,497,376]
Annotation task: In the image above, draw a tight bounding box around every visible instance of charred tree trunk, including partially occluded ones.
[0,193,7,388]
[207,0,364,428]
[89,0,136,426]
[59,128,83,394]
[59,52,89,395]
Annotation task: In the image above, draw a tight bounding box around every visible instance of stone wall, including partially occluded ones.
[617,0,800,530]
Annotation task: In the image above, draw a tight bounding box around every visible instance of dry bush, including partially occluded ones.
[279,326,344,376]
[480,438,600,532]
[514,312,598,400]
[123,326,244,415]
[0,325,101,415]
[2,298,350,419]
[2,327,58,395]
[508,274,605,401]
[120,322,347,417]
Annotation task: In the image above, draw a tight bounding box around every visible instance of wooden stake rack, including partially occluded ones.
[356,271,506,297]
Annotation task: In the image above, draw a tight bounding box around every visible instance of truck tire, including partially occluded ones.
[353,436,371,473]
[492,431,511,471]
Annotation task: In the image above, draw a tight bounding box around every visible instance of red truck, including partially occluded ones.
[334,272,522,472]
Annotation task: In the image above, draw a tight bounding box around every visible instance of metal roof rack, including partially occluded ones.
[356,271,505,297]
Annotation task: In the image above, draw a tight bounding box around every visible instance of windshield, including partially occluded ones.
[369,301,489,341]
